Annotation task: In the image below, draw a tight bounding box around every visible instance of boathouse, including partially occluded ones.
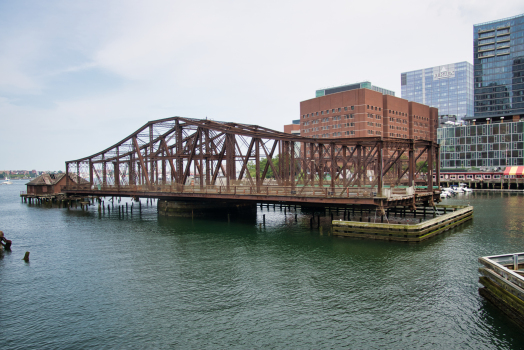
[26,173,88,195]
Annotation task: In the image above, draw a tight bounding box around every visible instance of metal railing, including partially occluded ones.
[64,184,386,198]
[479,252,524,288]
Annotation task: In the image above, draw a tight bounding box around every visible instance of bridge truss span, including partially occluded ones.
[65,117,440,209]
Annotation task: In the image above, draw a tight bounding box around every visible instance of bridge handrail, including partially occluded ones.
[62,183,385,198]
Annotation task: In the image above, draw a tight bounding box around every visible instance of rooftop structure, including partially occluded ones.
[315,81,395,98]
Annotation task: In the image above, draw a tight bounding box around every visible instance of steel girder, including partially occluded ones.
[65,117,439,199]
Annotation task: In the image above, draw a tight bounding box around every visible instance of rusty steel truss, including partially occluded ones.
[64,117,440,208]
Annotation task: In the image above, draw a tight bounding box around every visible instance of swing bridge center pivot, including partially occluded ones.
[63,117,441,211]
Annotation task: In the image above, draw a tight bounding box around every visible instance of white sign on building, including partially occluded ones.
[433,65,455,80]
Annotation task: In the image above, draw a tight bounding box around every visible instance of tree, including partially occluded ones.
[417,160,428,173]
[247,156,279,179]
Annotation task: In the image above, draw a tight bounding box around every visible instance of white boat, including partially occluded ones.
[453,186,465,193]
[440,191,452,198]
[442,187,456,195]
[458,183,473,192]
[2,177,13,185]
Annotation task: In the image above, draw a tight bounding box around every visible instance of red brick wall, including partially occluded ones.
[300,88,436,142]
[284,124,300,134]
[409,102,431,141]
[300,89,385,139]
[383,95,409,138]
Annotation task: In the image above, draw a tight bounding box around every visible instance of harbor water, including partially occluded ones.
[1,181,524,349]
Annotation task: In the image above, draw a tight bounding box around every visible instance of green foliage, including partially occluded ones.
[417,161,428,173]
[247,156,279,179]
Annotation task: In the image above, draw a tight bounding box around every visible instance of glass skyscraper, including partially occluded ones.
[472,14,524,121]
[401,62,474,123]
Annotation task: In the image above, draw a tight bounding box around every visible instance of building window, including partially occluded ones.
[367,105,369,109]
[344,107,348,111]
[351,106,354,110]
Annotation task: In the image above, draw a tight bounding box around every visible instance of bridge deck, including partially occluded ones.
[64,184,439,207]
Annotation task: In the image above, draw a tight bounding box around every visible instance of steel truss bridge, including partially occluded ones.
[64,117,440,212]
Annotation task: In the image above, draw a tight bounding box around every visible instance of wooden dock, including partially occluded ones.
[331,205,473,242]
[20,191,93,209]
[479,253,524,329]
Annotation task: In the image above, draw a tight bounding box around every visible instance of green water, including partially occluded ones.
[1,182,523,349]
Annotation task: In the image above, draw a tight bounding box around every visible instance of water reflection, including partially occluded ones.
[2,183,524,349]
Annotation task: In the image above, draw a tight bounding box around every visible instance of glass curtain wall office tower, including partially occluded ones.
[437,14,524,170]
[401,62,474,124]
[472,14,524,122]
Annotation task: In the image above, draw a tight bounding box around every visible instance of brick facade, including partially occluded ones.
[299,88,437,142]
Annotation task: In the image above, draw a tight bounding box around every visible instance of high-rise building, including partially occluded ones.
[315,81,395,98]
[470,13,524,123]
[401,62,474,124]
[437,14,524,170]
[300,88,437,143]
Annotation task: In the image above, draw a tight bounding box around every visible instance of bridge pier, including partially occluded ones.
[157,199,256,217]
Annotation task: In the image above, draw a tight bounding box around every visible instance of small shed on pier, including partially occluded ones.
[26,173,88,195]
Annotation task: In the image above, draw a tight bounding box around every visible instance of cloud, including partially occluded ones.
[1,0,524,169]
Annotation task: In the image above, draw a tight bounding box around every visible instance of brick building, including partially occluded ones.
[299,88,438,142]
[284,119,301,135]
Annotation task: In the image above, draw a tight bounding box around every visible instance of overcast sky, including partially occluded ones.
[1,0,523,170]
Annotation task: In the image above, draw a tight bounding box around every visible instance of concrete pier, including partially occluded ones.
[157,199,257,217]
[332,205,473,242]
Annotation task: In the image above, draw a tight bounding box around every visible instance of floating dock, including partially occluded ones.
[479,253,524,329]
[331,205,473,242]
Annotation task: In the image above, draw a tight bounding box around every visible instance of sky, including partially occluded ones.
[1,0,524,171]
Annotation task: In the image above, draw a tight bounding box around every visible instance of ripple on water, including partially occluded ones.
[1,184,524,349]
